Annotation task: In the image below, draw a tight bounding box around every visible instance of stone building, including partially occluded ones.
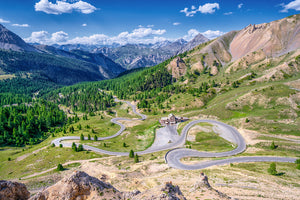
[159,114,186,125]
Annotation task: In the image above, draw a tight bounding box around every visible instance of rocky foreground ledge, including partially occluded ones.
[0,171,233,200]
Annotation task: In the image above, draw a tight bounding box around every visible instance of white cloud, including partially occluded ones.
[238,3,244,9]
[280,0,300,12]
[82,23,87,27]
[138,25,155,28]
[25,30,69,44]
[12,24,30,27]
[0,18,10,23]
[25,31,50,44]
[173,22,181,26]
[201,30,225,39]
[24,27,167,45]
[224,12,233,15]
[51,31,69,43]
[35,0,97,15]
[180,3,220,17]
[183,29,200,41]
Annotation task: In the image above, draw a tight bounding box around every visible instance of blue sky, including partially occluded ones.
[0,0,299,45]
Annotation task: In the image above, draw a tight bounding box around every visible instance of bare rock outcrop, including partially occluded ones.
[167,57,187,79]
[188,173,232,200]
[132,181,186,200]
[0,180,30,200]
[30,171,123,200]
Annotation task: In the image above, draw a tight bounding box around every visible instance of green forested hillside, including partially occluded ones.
[0,49,104,85]
[0,100,66,146]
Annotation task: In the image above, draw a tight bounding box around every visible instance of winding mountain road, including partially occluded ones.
[52,96,297,170]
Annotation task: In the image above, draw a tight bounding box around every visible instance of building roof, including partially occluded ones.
[168,113,175,118]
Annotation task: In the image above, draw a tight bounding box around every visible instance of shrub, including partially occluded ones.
[59,144,63,148]
[51,143,55,147]
[245,118,250,123]
[295,159,300,164]
[8,157,11,161]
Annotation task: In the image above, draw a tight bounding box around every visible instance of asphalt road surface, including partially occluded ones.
[52,96,297,170]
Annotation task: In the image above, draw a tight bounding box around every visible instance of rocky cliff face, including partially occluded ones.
[0,180,30,200]
[167,57,187,79]
[177,14,300,78]
[230,14,300,60]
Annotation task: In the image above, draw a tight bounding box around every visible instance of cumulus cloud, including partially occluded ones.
[181,3,220,17]
[0,18,10,23]
[183,29,200,41]
[82,23,87,27]
[25,31,50,44]
[12,24,30,27]
[280,0,300,12]
[51,31,69,43]
[224,12,233,15]
[173,22,181,26]
[202,30,225,39]
[24,27,167,45]
[35,0,97,15]
[238,3,244,9]
[25,30,69,44]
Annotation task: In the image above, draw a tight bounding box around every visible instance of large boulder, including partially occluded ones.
[30,171,123,200]
[0,180,30,200]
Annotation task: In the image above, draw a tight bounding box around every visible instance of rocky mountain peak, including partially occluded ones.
[0,24,37,52]
[178,33,209,54]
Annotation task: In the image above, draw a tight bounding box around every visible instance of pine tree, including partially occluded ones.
[72,142,78,152]
[88,134,91,140]
[123,142,126,147]
[270,141,276,149]
[134,154,139,163]
[129,150,134,158]
[268,162,277,175]
[94,135,98,141]
[78,144,84,151]
[57,163,64,171]
[80,134,84,141]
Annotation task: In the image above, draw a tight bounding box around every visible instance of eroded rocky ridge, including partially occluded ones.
[2,171,232,200]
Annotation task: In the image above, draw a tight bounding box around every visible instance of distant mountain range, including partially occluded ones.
[52,34,209,70]
[0,22,211,85]
[0,24,125,85]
